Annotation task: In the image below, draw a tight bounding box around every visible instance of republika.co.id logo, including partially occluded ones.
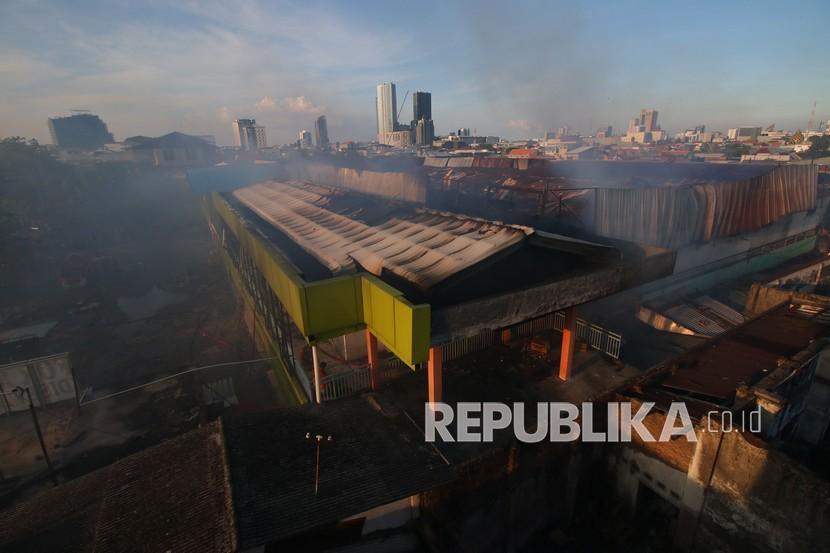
[424,401,761,443]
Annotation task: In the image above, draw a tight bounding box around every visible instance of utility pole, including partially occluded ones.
[13,386,58,486]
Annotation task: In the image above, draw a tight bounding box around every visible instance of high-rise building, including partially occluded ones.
[233,119,266,150]
[314,115,329,148]
[254,126,267,149]
[410,91,434,147]
[415,118,435,146]
[376,83,398,140]
[639,109,658,132]
[48,112,114,150]
[299,130,312,148]
[412,91,432,122]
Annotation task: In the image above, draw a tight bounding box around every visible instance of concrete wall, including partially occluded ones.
[694,430,830,553]
[420,444,581,552]
[744,283,830,315]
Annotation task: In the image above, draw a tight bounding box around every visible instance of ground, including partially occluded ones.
[0,166,289,505]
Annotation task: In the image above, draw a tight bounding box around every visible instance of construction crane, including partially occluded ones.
[396,90,409,122]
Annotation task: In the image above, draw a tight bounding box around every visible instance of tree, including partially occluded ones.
[806,135,830,158]
[724,143,750,158]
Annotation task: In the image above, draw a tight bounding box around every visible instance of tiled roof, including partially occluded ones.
[224,396,455,548]
[0,421,236,553]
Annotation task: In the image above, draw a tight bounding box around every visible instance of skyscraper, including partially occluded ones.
[376,83,398,140]
[415,119,435,146]
[314,115,329,148]
[639,109,658,132]
[412,91,431,122]
[299,130,312,148]
[233,119,266,150]
[410,91,434,146]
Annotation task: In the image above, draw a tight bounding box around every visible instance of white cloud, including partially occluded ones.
[255,96,277,112]
[284,96,322,114]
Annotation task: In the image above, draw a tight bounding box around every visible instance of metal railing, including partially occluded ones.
[319,366,371,401]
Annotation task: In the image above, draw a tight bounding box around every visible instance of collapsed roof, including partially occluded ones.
[232,180,617,298]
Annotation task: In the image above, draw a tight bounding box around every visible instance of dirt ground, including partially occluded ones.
[0,166,288,504]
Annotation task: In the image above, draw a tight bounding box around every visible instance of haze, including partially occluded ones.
[0,0,828,144]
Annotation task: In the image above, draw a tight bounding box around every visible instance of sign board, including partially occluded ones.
[0,353,75,414]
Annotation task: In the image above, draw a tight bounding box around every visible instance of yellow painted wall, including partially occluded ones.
[207,193,430,366]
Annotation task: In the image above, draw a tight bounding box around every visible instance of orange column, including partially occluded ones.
[428,346,443,405]
[500,328,511,346]
[558,307,577,381]
[366,329,380,391]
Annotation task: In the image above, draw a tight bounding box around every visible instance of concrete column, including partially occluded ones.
[428,346,443,405]
[501,328,511,346]
[673,422,725,552]
[312,345,322,404]
[558,307,577,381]
[366,329,380,391]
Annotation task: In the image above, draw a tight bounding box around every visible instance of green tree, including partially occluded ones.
[806,135,830,158]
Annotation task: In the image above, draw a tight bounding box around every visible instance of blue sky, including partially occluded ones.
[1,0,828,145]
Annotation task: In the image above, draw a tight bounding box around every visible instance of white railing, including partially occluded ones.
[320,366,371,401]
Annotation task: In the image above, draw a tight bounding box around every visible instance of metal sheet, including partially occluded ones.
[233,180,529,291]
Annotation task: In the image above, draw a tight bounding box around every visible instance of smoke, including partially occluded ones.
[455,2,613,138]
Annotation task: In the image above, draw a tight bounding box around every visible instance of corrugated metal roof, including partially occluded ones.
[233,180,531,291]
[661,304,828,402]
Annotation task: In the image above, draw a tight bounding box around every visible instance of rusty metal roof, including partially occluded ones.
[660,303,828,402]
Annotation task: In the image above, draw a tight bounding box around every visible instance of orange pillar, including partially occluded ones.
[428,346,443,405]
[366,329,380,391]
[558,307,577,381]
[500,328,511,346]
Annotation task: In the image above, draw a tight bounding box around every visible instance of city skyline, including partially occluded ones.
[1,0,829,145]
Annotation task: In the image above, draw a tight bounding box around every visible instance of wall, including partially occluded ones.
[694,430,830,553]
[289,162,427,203]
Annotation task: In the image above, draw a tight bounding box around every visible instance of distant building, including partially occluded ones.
[622,108,665,144]
[379,130,413,148]
[123,132,217,167]
[728,127,762,142]
[232,119,266,150]
[376,83,398,141]
[314,115,329,148]
[254,126,267,149]
[412,91,432,122]
[48,112,114,150]
[411,91,434,146]
[415,119,435,147]
[299,130,312,148]
[640,109,658,132]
